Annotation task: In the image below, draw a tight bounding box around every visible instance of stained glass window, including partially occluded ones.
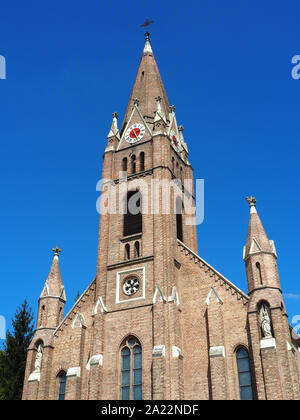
[236,348,253,400]
[58,371,66,400]
[120,337,142,400]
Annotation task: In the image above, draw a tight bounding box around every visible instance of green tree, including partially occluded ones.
[74,290,81,303]
[0,300,34,400]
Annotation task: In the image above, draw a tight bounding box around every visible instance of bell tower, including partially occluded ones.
[91,30,197,399]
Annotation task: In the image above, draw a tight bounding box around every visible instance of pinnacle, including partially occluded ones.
[244,199,272,258]
[40,249,64,298]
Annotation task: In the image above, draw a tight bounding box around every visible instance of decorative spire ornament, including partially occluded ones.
[107,112,120,139]
[133,97,140,106]
[52,246,61,257]
[154,95,167,126]
[246,196,257,207]
[141,19,154,55]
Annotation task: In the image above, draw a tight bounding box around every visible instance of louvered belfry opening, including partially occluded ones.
[124,190,142,237]
[176,196,183,242]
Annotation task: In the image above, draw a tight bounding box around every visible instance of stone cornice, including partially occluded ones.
[107,255,154,271]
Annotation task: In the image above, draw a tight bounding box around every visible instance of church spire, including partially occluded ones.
[243,197,279,293]
[121,29,170,131]
[243,197,276,260]
[40,246,65,298]
[37,246,66,330]
[107,112,120,140]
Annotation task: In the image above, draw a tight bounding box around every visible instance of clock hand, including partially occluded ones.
[132,128,139,140]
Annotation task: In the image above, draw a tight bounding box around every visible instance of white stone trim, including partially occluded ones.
[118,105,152,150]
[152,345,165,357]
[206,287,223,305]
[172,346,183,359]
[40,284,49,298]
[92,297,108,315]
[269,240,278,258]
[86,354,103,370]
[71,312,86,329]
[249,237,263,255]
[286,341,292,351]
[28,372,40,382]
[260,338,276,350]
[67,367,81,378]
[54,279,96,335]
[209,346,225,358]
[168,286,180,305]
[153,285,167,304]
[143,38,153,54]
[116,267,146,304]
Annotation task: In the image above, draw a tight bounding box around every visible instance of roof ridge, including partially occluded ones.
[53,277,96,335]
[177,239,249,301]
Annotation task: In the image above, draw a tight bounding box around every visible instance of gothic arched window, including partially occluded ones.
[131,155,136,174]
[256,262,263,285]
[134,241,140,258]
[140,152,145,172]
[176,197,183,242]
[120,336,142,400]
[124,191,142,237]
[57,371,67,400]
[125,244,130,260]
[40,305,45,327]
[122,157,128,172]
[236,348,253,400]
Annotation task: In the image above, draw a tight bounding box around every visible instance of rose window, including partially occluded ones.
[123,277,140,296]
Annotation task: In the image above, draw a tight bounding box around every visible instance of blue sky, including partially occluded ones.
[0,0,299,341]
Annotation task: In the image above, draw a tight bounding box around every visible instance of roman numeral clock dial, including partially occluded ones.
[125,123,146,144]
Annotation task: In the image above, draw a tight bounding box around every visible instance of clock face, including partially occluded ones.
[170,130,180,152]
[125,123,145,144]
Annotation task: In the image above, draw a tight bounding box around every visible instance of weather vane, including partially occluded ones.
[140,18,154,31]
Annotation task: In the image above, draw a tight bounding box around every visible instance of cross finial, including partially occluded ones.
[246,196,256,207]
[112,112,118,119]
[52,246,61,256]
[140,19,154,31]
[133,97,140,106]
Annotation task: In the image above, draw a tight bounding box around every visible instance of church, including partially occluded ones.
[22,30,300,400]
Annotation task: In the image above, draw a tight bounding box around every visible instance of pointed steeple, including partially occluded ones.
[40,246,65,300]
[243,197,276,261]
[178,125,188,153]
[121,31,170,130]
[37,246,66,331]
[154,95,167,124]
[107,112,120,140]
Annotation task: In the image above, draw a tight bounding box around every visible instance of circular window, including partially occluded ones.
[123,276,140,296]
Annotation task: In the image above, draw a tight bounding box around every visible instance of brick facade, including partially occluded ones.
[22,34,300,401]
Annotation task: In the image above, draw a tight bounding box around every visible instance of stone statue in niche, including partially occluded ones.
[34,344,43,372]
[260,304,273,338]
